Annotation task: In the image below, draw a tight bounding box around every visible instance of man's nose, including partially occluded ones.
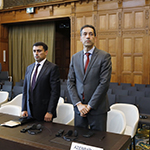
[86,33,90,38]
[35,51,38,55]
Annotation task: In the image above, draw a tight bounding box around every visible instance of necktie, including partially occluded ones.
[84,53,90,73]
[83,53,90,100]
[32,63,40,90]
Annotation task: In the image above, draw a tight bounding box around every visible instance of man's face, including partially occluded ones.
[80,27,96,49]
[33,46,48,62]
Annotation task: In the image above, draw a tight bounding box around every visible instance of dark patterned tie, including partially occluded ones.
[32,63,40,90]
[84,53,90,73]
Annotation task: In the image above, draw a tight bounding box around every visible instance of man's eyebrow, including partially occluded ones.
[82,31,93,34]
[33,49,42,51]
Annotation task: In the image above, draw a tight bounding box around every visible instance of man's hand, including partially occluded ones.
[21,111,28,117]
[77,103,91,117]
[87,105,91,112]
[44,112,53,122]
[80,112,87,117]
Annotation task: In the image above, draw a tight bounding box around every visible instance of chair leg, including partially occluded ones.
[129,137,136,150]
[133,136,136,150]
[129,143,132,150]
[149,129,150,145]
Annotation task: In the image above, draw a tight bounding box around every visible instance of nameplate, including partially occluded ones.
[70,142,103,150]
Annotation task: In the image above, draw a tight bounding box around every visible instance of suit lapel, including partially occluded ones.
[80,51,84,76]
[83,48,98,81]
[27,63,35,90]
[34,60,48,89]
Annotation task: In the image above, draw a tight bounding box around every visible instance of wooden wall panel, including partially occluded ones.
[0,0,150,84]
[134,75,143,84]
[98,1,118,10]
[75,1,93,13]
[135,11,144,28]
[122,74,132,83]
[121,5,149,85]
[121,35,146,85]
[53,5,71,16]
[99,15,107,30]
[0,24,8,71]
[1,12,14,23]
[33,8,50,18]
[134,56,143,72]
[108,13,117,30]
[97,9,119,83]
[85,16,92,25]
[98,36,118,83]
[76,40,82,52]
[76,17,83,31]
[123,57,132,72]
[135,37,143,53]
[108,38,116,53]
[15,10,33,20]
[124,12,133,29]
[108,38,118,82]
[111,56,117,82]
[123,38,132,53]
[122,37,132,81]
[99,39,106,51]
[0,42,9,71]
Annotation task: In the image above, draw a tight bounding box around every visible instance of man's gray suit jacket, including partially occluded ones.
[67,47,112,115]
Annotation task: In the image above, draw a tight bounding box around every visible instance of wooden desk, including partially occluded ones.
[0,114,131,150]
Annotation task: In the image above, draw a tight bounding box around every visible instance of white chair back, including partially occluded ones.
[110,103,139,138]
[1,94,22,107]
[58,97,64,104]
[0,105,21,116]
[0,91,9,106]
[107,109,126,134]
[53,103,74,126]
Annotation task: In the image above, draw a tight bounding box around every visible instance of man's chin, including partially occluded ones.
[85,44,93,48]
[35,59,40,62]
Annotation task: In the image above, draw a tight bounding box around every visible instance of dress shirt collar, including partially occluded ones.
[83,46,95,55]
[35,58,46,67]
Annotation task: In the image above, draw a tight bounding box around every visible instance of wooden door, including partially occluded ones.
[55,20,70,80]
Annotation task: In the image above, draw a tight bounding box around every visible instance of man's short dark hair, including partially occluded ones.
[33,42,48,51]
[80,25,96,36]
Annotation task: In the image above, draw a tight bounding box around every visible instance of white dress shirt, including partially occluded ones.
[30,58,47,85]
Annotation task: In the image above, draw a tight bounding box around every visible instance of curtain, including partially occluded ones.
[9,22,55,84]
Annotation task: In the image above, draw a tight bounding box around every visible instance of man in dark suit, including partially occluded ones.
[22,42,60,122]
[67,25,112,131]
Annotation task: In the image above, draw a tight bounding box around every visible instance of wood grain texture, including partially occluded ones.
[0,0,150,85]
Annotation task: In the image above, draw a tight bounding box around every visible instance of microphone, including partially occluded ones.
[64,130,73,136]
[63,130,73,141]
[55,129,64,137]
[20,125,33,133]
[32,124,41,130]
[20,124,41,133]
[36,124,42,129]
[28,124,42,135]
[74,130,78,137]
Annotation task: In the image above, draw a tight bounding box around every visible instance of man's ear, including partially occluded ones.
[45,50,48,56]
[80,36,83,43]
[94,36,97,43]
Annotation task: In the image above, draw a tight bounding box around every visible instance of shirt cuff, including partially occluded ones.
[75,101,81,106]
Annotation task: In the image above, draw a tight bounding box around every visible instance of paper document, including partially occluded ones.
[1,120,21,127]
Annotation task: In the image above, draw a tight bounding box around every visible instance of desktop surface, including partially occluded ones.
[0,113,131,150]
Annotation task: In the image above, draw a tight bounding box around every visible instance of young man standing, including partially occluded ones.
[22,42,60,122]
